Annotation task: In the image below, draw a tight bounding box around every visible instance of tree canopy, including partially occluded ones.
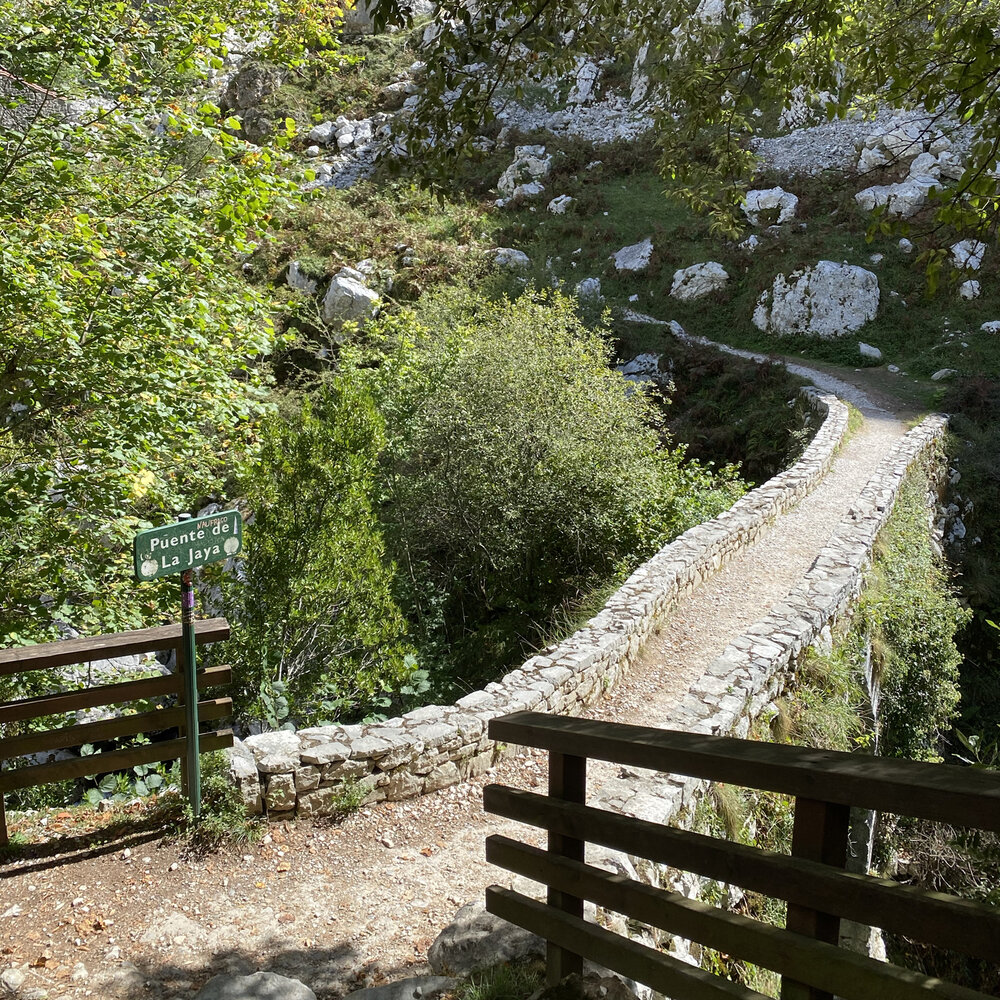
[0,1,341,641]
[372,0,1000,237]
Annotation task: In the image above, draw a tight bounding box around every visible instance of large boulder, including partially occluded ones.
[322,267,380,325]
[427,901,544,975]
[670,262,729,301]
[753,261,880,338]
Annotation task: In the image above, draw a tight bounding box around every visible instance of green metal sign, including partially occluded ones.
[133,509,243,582]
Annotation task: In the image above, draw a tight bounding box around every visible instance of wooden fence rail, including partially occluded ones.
[484,711,1000,1000]
[0,619,233,844]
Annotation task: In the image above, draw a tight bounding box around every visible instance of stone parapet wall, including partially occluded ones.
[590,413,947,834]
[236,388,850,818]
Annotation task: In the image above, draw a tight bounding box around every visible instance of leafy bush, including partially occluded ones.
[858,472,970,761]
[364,291,744,687]
[220,379,414,726]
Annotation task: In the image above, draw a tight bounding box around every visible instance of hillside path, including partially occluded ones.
[0,364,909,1000]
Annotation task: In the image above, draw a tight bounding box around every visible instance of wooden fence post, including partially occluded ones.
[781,796,851,1000]
[546,750,587,986]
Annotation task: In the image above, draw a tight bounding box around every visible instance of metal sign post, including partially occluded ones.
[133,509,243,819]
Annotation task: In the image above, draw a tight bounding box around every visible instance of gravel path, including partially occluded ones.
[0,362,910,1000]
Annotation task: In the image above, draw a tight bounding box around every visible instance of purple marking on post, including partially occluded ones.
[182,590,195,609]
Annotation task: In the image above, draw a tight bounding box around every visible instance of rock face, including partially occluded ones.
[427,902,544,976]
[196,972,316,1000]
[497,145,552,204]
[611,238,653,273]
[670,262,729,301]
[322,268,379,325]
[753,261,880,338]
[743,187,798,226]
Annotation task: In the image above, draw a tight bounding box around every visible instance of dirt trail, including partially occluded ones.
[0,367,910,1000]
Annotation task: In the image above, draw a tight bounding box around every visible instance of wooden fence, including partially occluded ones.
[484,711,1000,1000]
[0,620,233,844]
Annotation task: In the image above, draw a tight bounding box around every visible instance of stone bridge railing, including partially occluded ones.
[233,387,853,817]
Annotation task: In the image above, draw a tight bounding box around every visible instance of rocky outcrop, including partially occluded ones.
[753,261,879,338]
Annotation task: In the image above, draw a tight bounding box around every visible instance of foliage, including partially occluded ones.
[940,378,1000,743]
[0,0,343,646]
[175,750,263,848]
[372,0,1000,242]
[362,291,744,686]
[219,380,414,726]
[858,471,970,761]
[450,962,545,1000]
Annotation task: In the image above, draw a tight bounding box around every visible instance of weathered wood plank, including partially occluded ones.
[486,886,770,1000]
[483,786,1000,962]
[486,838,994,1000]
[783,797,850,1000]
[488,713,1000,832]
[0,619,230,676]
[547,752,586,985]
[2,698,232,759]
[0,730,233,793]
[0,665,231,726]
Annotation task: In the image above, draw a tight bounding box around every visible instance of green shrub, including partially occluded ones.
[858,472,970,761]
[365,292,744,685]
[220,378,414,726]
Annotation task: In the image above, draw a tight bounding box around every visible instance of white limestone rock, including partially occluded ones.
[575,277,603,302]
[859,342,883,362]
[743,187,798,226]
[568,58,601,104]
[617,353,662,385]
[497,145,552,200]
[547,194,574,214]
[309,121,335,145]
[491,248,530,269]
[322,268,379,325]
[855,173,938,218]
[753,261,880,338]
[244,730,301,774]
[931,368,958,380]
[959,279,981,300]
[898,238,914,254]
[738,235,760,252]
[286,260,318,294]
[980,321,1000,334]
[611,237,653,273]
[670,261,730,301]
[951,240,987,270]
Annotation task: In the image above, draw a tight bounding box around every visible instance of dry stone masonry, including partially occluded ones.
[239,388,850,817]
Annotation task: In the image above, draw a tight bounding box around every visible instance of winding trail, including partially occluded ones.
[0,361,913,1000]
